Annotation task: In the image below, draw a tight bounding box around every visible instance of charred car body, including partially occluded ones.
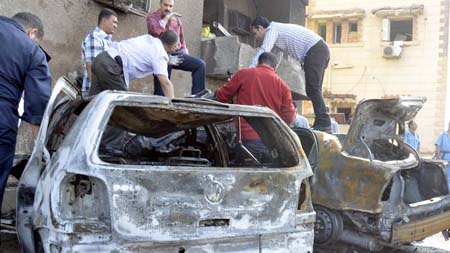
[295,97,450,251]
[16,77,315,252]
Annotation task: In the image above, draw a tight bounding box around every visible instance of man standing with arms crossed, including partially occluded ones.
[0,12,51,217]
[250,16,331,132]
[146,0,206,96]
[81,8,118,97]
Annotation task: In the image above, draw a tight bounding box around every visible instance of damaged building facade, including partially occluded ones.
[307,0,450,153]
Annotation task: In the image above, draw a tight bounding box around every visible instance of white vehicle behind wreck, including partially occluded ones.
[16,77,315,253]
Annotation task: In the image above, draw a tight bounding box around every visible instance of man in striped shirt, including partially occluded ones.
[250,16,331,132]
[81,8,118,97]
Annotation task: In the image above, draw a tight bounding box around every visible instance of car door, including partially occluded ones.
[16,76,82,253]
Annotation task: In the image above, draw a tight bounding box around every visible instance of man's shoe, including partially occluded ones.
[312,125,332,133]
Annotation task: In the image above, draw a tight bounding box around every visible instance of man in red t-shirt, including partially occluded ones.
[146,0,205,96]
[216,52,296,161]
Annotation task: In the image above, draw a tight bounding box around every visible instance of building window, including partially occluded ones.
[318,23,327,40]
[93,0,151,16]
[349,21,358,33]
[389,19,413,41]
[337,108,352,123]
[333,23,342,44]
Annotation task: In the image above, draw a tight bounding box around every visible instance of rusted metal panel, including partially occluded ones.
[392,210,450,243]
[311,97,427,213]
[300,97,450,249]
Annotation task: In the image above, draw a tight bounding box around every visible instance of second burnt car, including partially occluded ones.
[295,97,450,251]
[16,77,315,252]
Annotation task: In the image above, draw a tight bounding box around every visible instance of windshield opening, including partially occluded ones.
[97,105,299,168]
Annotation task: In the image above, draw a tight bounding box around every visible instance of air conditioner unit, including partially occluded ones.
[383,45,402,58]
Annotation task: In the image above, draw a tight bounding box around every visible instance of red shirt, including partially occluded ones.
[216,65,296,141]
[146,10,187,51]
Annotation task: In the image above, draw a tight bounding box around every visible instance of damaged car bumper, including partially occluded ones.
[391,196,450,243]
[44,229,314,253]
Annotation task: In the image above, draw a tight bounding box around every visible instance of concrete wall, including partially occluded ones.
[0,0,204,96]
[308,0,449,153]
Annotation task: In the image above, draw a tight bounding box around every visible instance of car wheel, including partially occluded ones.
[314,206,344,245]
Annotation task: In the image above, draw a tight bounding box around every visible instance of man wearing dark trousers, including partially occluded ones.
[250,16,331,132]
[0,12,51,217]
[146,0,205,96]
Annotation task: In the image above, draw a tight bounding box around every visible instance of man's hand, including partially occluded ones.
[156,74,175,98]
[169,12,182,18]
[168,54,183,66]
[164,11,182,21]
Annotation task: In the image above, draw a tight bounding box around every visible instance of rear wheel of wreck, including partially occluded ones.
[314,206,343,245]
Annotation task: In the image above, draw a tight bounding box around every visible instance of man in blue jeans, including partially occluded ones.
[146,0,205,96]
[435,121,450,188]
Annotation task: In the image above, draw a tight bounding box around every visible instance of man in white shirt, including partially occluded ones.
[90,30,179,97]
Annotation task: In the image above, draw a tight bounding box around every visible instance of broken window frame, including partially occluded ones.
[97,104,300,168]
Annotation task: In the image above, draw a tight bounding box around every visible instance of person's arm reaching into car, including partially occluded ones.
[250,27,278,67]
[23,46,51,140]
[215,71,242,102]
[22,47,52,139]
[156,74,174,98]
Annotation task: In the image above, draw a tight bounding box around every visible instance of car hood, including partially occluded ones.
[343,96,426,155]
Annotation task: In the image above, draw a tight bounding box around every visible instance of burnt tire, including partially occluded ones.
[314,206,343,245]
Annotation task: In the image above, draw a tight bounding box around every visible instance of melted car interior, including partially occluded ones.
[98,105,299,168]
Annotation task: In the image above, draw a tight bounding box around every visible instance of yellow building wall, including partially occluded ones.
[308,0,449,153]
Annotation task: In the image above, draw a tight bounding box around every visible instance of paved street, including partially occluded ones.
[1,229,448,253]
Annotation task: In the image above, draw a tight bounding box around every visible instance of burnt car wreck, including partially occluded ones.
[295,97,450,251]
[16,77,315,252]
